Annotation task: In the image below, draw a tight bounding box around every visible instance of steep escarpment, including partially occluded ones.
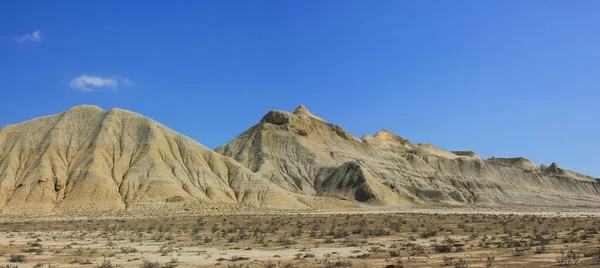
[315,161,407,206]
[217,105,600,207]
[0,106,306,215]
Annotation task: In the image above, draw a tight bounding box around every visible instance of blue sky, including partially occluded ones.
[1,1,598,176]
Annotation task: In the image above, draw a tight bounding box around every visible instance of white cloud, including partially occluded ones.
[119,78,135,87]
[70,75,135,92]
[17,30,42,42]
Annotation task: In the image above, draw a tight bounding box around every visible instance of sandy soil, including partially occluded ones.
[0,208,599,267]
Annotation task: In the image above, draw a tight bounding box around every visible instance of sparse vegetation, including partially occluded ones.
[0,212,598,267]
[454,259,469,268]
[140,259,159,268]
[98,258,114,268]
[556,248,582,266]
[8,255,25,263]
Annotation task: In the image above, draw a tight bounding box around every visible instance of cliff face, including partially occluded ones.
[0,106,306,215]
[217,105,600,207]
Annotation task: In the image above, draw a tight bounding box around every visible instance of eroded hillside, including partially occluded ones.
[1,104,598,216]
[216,105,600,207]
[0,105,306,215]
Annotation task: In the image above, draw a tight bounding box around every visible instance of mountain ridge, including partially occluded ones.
[0,104,598,215]
[217,105,599,207]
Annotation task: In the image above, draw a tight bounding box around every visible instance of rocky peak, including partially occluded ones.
[373,129,412,145]
[292,104,326,122]
[293,104,310,115]
[542,162,565,175]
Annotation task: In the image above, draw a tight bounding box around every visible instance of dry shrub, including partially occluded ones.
[9,255,26,263]
[556,248,581,266]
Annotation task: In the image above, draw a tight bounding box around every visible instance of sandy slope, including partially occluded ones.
[0,105,306,215]
[1,104,599,216]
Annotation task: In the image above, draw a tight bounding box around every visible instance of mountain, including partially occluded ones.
[0,105,307,215]
[216,105,600,207]
[1,105,598,216]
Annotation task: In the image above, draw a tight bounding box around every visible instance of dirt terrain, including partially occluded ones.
[1,209,599,267]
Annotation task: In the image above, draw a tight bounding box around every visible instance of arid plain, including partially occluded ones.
[2,208,600,267]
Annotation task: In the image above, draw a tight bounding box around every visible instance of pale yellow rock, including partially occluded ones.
[0,105,307,215]
[2,104,599,216]
[217,105,600,207]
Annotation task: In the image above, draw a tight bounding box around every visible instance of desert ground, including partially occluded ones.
[1,208,600,268]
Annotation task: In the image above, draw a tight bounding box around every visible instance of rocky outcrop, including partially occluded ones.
[452,151,480,159]
[315,161,407,206]
[487,157,537,172]
[373,130,412,146]
[217,105,600,207]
